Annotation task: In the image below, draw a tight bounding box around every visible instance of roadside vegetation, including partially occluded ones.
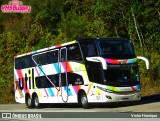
[0,0,159,103]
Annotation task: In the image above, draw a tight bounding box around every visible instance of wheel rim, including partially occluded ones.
[81,96,87,106]
[34,96,39,107]
[27,97,31,106]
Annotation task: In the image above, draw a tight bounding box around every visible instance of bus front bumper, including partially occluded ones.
[102,91,141,102]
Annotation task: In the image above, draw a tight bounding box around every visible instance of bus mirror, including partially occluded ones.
[86,57,107,70]
[137,56,149,69]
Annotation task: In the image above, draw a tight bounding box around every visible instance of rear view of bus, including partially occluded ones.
[78,38,149,105]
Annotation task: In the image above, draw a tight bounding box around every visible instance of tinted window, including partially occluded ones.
[36,76,48,88]
[80,43,97,58]
[60,48,67,62]
[86,62,103,84]
[15,55,35,69]
[61,73,67,86]
[67,44,82,61]
[67,73,84,85]
[35,74,59,88]
[98,41,134,55]
[32,50,59,66]
[47,50,59,63]
[104,65,140,87]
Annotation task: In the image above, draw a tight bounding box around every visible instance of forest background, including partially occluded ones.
[0,0,159,103]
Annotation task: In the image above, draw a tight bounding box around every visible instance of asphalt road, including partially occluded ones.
[0,94,159,121]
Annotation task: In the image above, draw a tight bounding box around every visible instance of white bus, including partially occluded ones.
[14,37,149,109]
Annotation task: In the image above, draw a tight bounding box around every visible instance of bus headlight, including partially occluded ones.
[136,88,141,91]
[97,86,113,93]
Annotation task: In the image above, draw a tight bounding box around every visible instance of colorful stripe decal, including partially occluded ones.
[53,63,60,73]
[64,86,73,96]
[86,84,92,95]
[61,62,73,73]
[106,86,119,92]
[35,67,40,76]
[38,66,45,76]
[16,41,76,58]
[47,88,54,97]
[66,62,73,72]
[15,81,23,97]
[105,59,119,64]
[73,86,81,94]
[61,62,67,72]
[55,44,62,48]
[44,88,49,97]
[131,86,135,91]
[106,84,141,92]
[105,58,137,64]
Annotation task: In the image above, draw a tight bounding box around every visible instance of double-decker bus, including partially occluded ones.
[14,37,149,109]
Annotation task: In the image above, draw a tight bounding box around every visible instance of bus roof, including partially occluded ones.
[14,37,129,58]
[14,40,77,58]
[77,37,129,43]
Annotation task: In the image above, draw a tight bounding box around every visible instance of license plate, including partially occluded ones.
[122,98,129,100]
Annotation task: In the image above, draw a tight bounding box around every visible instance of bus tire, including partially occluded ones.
[33,94,41,108]
[26,95,34,108]
[80,93,89,109]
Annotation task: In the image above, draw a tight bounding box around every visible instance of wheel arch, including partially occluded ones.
[32,92,38,99]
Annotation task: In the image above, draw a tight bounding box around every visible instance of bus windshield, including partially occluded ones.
[97,40,135,58]
[104,63,140,87]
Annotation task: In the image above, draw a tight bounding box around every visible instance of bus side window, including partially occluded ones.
[87,44,97,57]
[67,44,82,61]
[47,74,59,87]
[36,76,48,88]
[61,49,66,62]
[67,72,84,85]
[20,58,26,69]
[81,43,97,58]
[15,58,21,69]
[53,50,58,63]
[37,56,42,65]
[47,50,59,64]
[81,45,88,58]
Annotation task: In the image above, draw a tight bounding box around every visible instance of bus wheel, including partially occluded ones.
[33,95,41,108]
[26,95,34,108]
[80,93,89,109]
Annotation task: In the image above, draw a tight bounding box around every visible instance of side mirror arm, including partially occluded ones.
[137,56,149,69]
[86,57,107,70]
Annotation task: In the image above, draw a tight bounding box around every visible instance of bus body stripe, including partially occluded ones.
[66,62,73,72]
[86,85,92,95]
[53,63,60,73]
[47,88,54,97]
[67,87,73,96]
[35,67,40,76]
[131,86,135,91]
[44,88,49,97]
[61,62,67,73]
[15,81,23,97]
[73,86,81,94]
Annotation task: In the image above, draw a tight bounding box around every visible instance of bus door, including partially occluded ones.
[59,47,68,102]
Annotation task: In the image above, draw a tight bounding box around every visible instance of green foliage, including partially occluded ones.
[0,0,160,103]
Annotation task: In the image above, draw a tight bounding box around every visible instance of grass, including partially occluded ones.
[141,77,160,96]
